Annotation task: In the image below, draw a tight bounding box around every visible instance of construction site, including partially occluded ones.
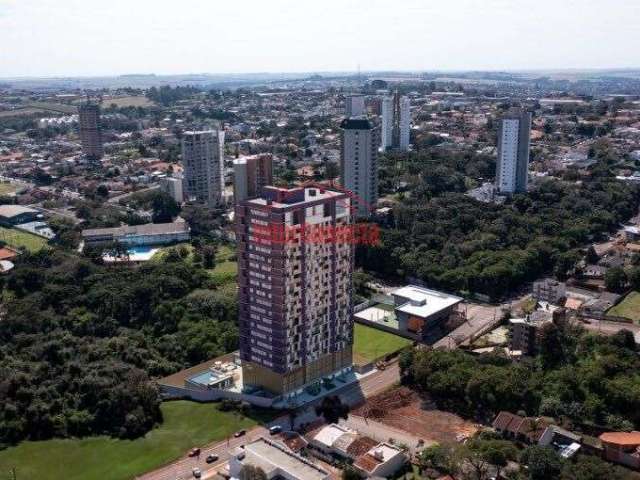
[354,386,480,444]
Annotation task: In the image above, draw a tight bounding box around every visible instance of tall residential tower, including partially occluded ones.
[340,116,379,219]
[495,109,532,194]
[233,153,273,203]
[381,92,410,151]
[182,129,225,206]
[236,186,354,396]
[79,102,103,161]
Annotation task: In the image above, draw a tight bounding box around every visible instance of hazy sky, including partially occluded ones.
[1,0,639,77]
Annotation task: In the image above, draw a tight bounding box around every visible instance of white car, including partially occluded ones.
[192,467,202,478]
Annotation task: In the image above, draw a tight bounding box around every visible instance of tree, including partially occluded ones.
[315,395,349,424]
[151,191,181,223]
[342,465,362,480]
[468,438,518,479]
[585,245,599,264]
[202,244,218,269]
[96,184,109,199]
[537,323,564,368]
[519,446,562,480]
[238,465,268,480]
[605,267,627,293]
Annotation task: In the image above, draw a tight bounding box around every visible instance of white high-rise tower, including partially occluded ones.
[495,109,532,194]
[182,129,225,206]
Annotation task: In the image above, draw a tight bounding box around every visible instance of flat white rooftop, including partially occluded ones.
[392,285,463,319]
[238,437,329,480]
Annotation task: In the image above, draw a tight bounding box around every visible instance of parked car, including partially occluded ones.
[206,454,219,464]
[269,425,282,435]
[188,447,201,457]
[234,429,246,438]
[192,467,202,478]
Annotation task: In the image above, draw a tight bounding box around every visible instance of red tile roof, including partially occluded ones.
[600,431,640,447]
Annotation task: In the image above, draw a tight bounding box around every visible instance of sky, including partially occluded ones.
[0,0,639,78]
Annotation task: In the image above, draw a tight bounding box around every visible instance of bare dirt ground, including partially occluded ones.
[353,386,480,444]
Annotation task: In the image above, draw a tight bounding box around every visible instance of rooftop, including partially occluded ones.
[237,437,329,480]
[82,220,189,238]
[600,431,640,446]
[0,205,39,219]
[247,186,346,209]
[392,285,463,319]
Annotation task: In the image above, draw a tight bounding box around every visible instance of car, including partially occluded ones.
[192,467,202,478]
[206,453,219,464]
[188,447,201,457]
[269,425,282,435]
[234,429,246,438]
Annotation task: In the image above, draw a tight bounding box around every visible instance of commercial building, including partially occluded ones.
[236,186,354,395]
[229,437,330,480]
[233,153,273,203]
[381,92,410,151]
[391,285,463,339]
[182,129,225,206]
[0,205,40,226]
[495,108,532,194]
[340,117,379,218]
[82,220,190,247]
[79,102,103,161]
[159,176,184,204]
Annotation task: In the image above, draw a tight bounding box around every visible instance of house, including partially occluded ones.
[599,431,640,470]
[310,424,359,458]
[228,437,330,480]
[492,412,550,443]
[538,425,582,458]
[353,442,407,478]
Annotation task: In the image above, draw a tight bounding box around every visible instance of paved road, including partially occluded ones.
[578,318,640,342]
[136,426,268,480]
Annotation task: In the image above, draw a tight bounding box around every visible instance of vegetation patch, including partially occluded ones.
[0,226,47,252]
[0,401,257,480]
[607,291,640,322]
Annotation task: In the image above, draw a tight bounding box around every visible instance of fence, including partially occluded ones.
[159,384,274,408]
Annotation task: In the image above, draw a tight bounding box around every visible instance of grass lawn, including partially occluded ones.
[152,243,237,285]
[607,291,640,323]
[0,401,258,480]
[0,226,47,252]
[102,96,154,108]
[353,323,412,365]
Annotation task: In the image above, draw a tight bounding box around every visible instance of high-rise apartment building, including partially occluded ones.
[237,186,354,395]
[233,154,273,203]
[381,92,410,151]
[159,176,184,204]
[345,94,365,117]
[78,102,103,161]
[182,129,225,206]
[340,118,379,218]
[495,109,532,194]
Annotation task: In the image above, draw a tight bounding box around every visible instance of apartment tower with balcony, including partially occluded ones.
[236,186,354,395]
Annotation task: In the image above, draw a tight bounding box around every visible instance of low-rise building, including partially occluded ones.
[228,437,330,480]
[353,442,407,478]
[82,220,190,247]
[0,205,40,226]
[390,285,463,339]
[599,431,640,470]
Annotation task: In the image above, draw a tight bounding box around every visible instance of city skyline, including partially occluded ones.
[1,0,640,77]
